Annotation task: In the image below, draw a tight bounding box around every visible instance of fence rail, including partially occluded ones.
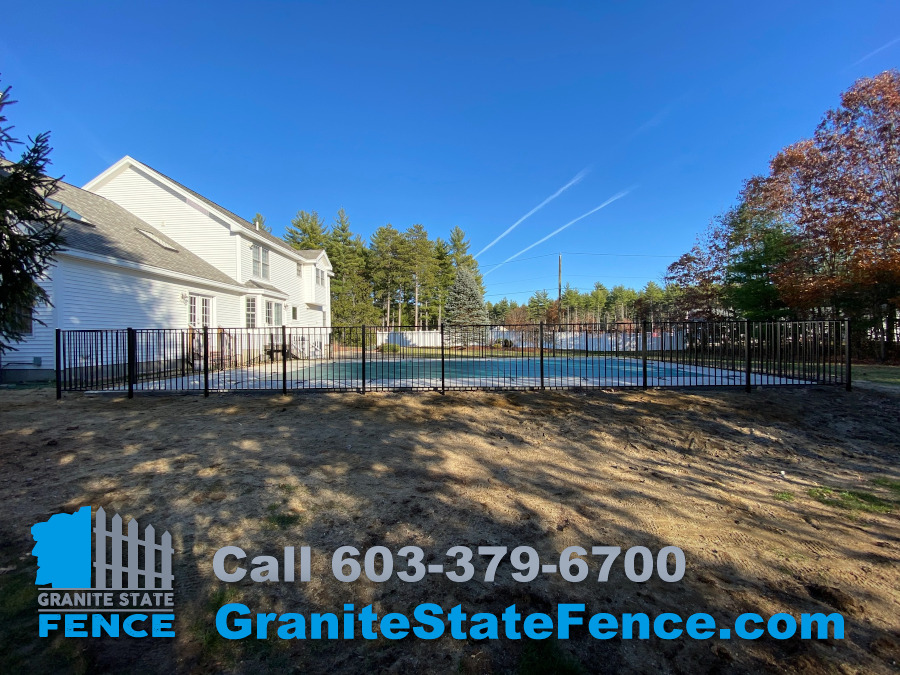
[56,320,850,398]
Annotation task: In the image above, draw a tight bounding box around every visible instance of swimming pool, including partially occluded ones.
[107,354,815,393]
[299,356,697,382]
[282,356,762,390]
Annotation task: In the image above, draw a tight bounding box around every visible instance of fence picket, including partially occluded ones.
[160,531,174,590]
[94,507,107,589]
[127,517,140,588]
[110,514,123,589]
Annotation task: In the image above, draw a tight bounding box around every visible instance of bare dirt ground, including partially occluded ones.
[1,385,899,674]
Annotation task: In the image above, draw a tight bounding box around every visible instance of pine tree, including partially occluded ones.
[284,210,328,250]
[445,267,487,325]
[368,225,408,327]
[327,208,377,325]
[404,224,437,328]
[527,290,552,321]
[0,81,65,353]
[448,226,484,291]
[432,238,455,326]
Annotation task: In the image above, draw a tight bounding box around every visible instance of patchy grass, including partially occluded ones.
[0,557,91,674]
[264,503,304,530]
[3,386,899,674]
[854,364,900,387]
[189,586,245,668]
[873,477,900,496]
[808,487,894,514]
[774,490,795,502]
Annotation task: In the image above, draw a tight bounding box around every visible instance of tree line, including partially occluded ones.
[281,210,484,328]
[486,281,685,326]
[280,210,688,328]
[663,71,900,357]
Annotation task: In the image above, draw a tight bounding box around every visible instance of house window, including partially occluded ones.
[315,268,325,286]
[296,262,303,277]
[266,301,282,326]
[189,295,212,327]
[246,297,256,328]
[252,245,270,280]
[14,304,33,335]
[292,306,297,321]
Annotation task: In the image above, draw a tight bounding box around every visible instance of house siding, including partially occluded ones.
[90,165,239,280]
[57,257,242,330]
[95,163,331,329]
[2,275,57,376]
[1,256,245,382]
[239,235,330,327]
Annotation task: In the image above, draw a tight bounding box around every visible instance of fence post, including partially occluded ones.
[744,320,752,393]
[844,318,851,392]
[127,328,136,399]
[55,328,62,400]
[539,321,545,390]
[282,325,288,395]
[203,325,209,398]
[642,321,648,390]
[440,323,446,395]
[361,325,367,394]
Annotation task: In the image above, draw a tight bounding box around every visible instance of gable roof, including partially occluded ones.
[50,179,239,287]
[85,156,330,268]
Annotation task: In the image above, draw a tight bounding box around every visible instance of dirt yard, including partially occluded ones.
[1,385,899,674]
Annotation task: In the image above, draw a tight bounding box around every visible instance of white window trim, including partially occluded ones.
[246,296,257,328]
[252,245,270,280]
[188,293,215,327]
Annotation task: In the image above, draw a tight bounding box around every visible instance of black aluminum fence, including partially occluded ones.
[55,320,851,399]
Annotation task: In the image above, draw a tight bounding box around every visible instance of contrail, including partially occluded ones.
[474,168,589,258]
[484,189,633,276]
[847,35,900,68]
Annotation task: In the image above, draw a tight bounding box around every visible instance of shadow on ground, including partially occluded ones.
[1,386,899,674]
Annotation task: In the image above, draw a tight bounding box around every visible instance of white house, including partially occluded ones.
[1,157,332,382]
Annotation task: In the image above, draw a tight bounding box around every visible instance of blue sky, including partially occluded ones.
[3,1,899,303]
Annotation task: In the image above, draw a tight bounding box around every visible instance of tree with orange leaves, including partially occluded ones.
[668,71,900,350]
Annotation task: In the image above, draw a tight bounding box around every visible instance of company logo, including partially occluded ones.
[31,506,175,638]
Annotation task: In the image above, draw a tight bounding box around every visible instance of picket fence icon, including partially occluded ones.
[32,506,173,590]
